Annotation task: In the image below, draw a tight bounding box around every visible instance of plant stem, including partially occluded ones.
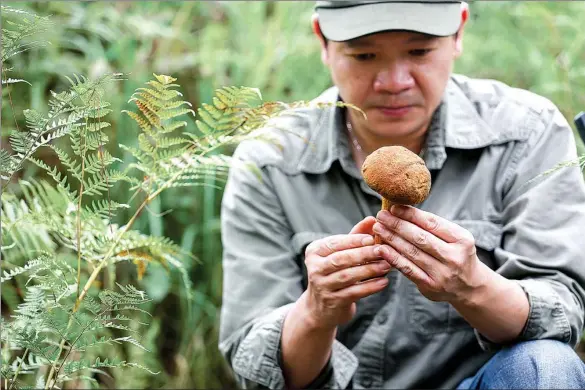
[47,309,105,389]
[74,196,150,311]
[76,122,88,300]
[8,348,29,390]
[45,125,228,387]
[44,192,152,389]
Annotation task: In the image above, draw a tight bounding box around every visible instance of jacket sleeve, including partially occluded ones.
[218,142,358,389]
[475,103,585,351]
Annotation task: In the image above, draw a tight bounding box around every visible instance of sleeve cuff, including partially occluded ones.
[288,339,359,389]
[231,304,293,388]
[230,303,359,389]
[516,279,572,341]
[473,279,572,351]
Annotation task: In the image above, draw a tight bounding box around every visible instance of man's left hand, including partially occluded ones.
[373,204,487,304]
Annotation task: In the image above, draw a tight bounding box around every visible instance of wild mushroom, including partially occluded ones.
[361,145,432,244]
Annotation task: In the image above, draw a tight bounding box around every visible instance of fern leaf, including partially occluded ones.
[153,137,190,150]
[135,100,160,128]
[27,156,72,193]
[3,73,123,181]
[157,107,195,121]
[122,110,152,134]
[1,6,52,62]
[85,121,111,133]
[1,255,48,283]
[84,199,129,220]
[137,133,155,155]
[135,86,181,101]
[195,119,213,135]
[2,77,31,86]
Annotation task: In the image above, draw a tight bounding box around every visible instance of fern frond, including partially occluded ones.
[27,156,73,193]
[3,73,124,181]
[1,6,52,63]
[2,353,49,379]
[526,155,585,186]
[84,199,129,220]
[1,185,59,265]
[135,86,182,101]
[2,77,31,86]
[80,170,132,199]
[122,109,152,134]
[1,254,48,283]
[0,148,16,179]
[154,137,190,150]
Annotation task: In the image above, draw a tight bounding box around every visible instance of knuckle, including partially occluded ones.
[307,257,327,278]
[401,264,414,278]
[330,251,349,269]
[326,239,338,253]
[304,254,319,271]
[406,244,420,260]
[414,231,427,246]
[337,270,351,284]
[307,271,319,287]
[305,240,320,256]
[391,217,403,232]
[388,250,400,266]
[425,216,440,232]
[458,233,477,253]
[329,253,342,270]
[386,229,397,243]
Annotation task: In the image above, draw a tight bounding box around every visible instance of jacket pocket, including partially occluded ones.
[407,219,503,337]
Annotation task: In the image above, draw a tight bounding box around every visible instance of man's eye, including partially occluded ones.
[409,49,433,57]
[352,53,376,61]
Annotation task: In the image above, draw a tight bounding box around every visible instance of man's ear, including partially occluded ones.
[311,13,330,66]
[454,2,469,57]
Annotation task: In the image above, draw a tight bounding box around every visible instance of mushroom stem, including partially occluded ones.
[375,198,392,244]
[361,146,432,246]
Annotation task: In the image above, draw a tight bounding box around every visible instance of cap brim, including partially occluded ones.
[318,2,462,41]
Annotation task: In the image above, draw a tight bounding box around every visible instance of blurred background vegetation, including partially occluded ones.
[2,1,584,388]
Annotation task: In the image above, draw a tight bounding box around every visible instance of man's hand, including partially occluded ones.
[372,205,486,304]
[302,216,391,330]
[372,204,530,344]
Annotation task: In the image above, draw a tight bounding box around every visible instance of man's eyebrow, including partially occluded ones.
[342,32,439,48]
[343,38,375,49]
[405,33,438,43]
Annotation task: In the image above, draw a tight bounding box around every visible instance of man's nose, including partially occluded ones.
[373,63,415,94]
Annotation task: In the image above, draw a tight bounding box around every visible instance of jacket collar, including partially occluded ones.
[296,75,498,175]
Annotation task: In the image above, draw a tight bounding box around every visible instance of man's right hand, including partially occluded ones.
[302,216,391,330]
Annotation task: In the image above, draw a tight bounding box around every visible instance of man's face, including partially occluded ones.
[316,23,464,141]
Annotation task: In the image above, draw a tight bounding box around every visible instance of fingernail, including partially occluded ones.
[362,236,374,246]
[374,245,382,256]
[377,210,389,221]
[373,223,384,234]
[391,205,404,216]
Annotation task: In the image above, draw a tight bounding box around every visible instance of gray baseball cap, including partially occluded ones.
[314,1,463,41]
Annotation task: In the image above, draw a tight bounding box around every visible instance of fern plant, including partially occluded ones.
[1,5,52,87]
[1,72,355,389]
[1,7,362,389]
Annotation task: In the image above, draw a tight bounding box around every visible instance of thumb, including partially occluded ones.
[349,216,376,235]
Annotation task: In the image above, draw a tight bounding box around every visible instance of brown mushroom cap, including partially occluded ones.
[361,145,431,205]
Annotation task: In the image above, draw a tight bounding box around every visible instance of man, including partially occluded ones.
[218,1,585,388]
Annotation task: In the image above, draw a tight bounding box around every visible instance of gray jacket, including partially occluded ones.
[218,74,585,389]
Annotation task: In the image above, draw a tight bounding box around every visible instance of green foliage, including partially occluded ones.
[1,282,153,389]
[1,5,52,87]
[1,8,355,389]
